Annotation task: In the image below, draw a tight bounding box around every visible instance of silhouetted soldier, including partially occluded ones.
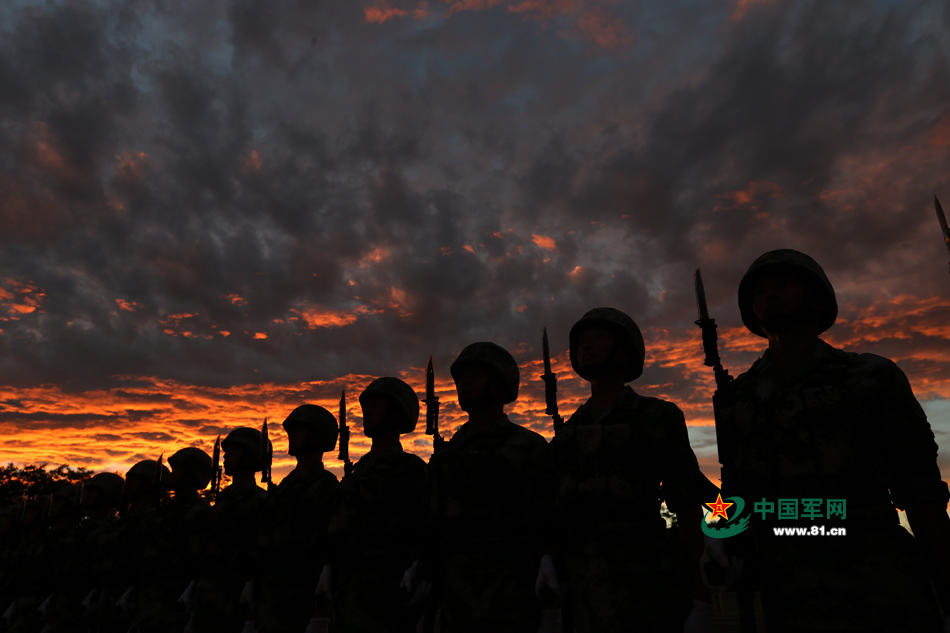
[320,377,427,633]
[542,307,712,633]
[33,481,83,633]
[163,447,215,632]
[712,249,950,632]
[193,427,270,633]
[421,342,552,633]
[76,472,125,633]
[256,405,339,633]
[114,459,172,633]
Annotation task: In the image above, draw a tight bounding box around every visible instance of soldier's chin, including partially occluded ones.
[759,308,809,336]
[578,361,617,379]
[457,394,490,412]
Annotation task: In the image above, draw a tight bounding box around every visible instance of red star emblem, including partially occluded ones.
[705,493,734,521]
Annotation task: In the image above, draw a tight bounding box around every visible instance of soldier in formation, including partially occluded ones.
[256,405,339,633]
[322,377,426,632]
[417,341,553,633]
[540,307,713,632]
[708,249,950,632]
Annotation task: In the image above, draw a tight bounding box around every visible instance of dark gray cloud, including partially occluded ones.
[0,0,947,427]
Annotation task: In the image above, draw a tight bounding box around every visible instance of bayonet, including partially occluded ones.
[540,327,564,436]
[211,435,222,500]
[425,356,444,454]
[261,418,273,492]
[156,452,165,506]
[338,390,353,477]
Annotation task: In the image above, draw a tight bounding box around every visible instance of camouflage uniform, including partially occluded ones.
[721,339,948,633]
[331,450,426,632]
[190,480,267,633]
[257,462,338,633]
[550,386,698,633]
[428,414,552,633]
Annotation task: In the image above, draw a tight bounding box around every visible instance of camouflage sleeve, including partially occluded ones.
[658,401,706,516]
[865,354,949,510]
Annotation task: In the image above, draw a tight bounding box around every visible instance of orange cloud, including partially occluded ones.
[362,0,632,50]
[224,293,248,306]
[715,180,782,212]
[242,149,262,173]
[929,114,950,149]
[0,279,45,323]
[364,1,408,23]
[115,299,141,313]
[532,234,556,250]
[253,332,268,340]
[292,306,363,329]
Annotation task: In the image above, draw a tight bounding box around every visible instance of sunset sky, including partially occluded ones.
[0,0,948,492]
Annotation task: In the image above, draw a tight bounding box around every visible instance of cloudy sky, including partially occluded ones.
[0,0,948,488]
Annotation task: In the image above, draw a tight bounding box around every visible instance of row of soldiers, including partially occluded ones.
[1,248,949,633]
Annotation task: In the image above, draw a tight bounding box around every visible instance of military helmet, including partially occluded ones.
[282,404,338,452]
[569,307,646,382]
[450,341,520,403]
[168,447,213,489]
[126,459,170,485]
[359,377,420,434]
[85,473,124,507]
[738,249,837,337]
[222,426,268,470]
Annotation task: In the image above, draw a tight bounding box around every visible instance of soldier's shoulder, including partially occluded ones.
[505,420,548,448]
[397,451,427,471]
[818,342,906,385]
[734,354,769,386]
[629,392,684,420]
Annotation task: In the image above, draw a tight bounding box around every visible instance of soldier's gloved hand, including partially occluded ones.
[81,589,98,611]
[178,579,197,610]
[117,585,134,613]
[38,593,54,616]
[302,617,330,633]
[239,580,255,607]
[700,537,743,589]
[401,560,420,593]
[682,599,714,633]
[401,560,431,606]
[315,564,333,601]
[534,554,560,601]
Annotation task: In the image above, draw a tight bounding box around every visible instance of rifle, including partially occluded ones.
[425,356,445,454]
[422,356,445,633]
[540,326,565,437]
[935,195,950,275]
[211,435,222,501]
[694,269,756,633]
[261,418,273,492]
[338,390,353,478]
